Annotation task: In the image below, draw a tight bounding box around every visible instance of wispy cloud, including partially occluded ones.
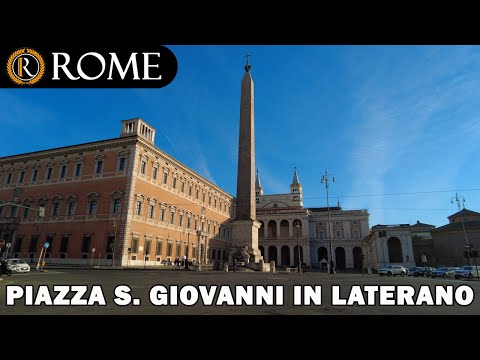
[256,164,288,195]
[460,117,480,137]
[195,153,216,185]
[344,46,480,226]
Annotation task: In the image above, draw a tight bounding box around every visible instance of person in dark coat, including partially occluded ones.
[0,259,7,275]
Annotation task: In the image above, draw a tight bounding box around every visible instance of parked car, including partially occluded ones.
[6,258,31,273]
[407,266,423,276]
[454,265,480,280]
[431,267,458,278]
[378,264,407,277]
[414,267,435,277]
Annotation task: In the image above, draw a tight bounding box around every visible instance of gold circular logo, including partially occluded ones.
[7,48,45,85]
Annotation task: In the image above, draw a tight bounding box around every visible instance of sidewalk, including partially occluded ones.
[35,263,197,271]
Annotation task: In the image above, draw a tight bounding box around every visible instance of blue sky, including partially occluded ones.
[1,45,479,228]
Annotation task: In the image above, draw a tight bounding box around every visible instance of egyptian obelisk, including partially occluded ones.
[230,56,262,264]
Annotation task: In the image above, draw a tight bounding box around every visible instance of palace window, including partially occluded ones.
[75,163,82,177]
[135,201,142,216]
[60,165,67,178]
[52,201,61,217]
[118,157,126,171]
[60,236,69,252]
[67,200,76,216]
[95,160,103,174]
[81,235,91,253]
[156,241,163,257]
[88,200,97,215]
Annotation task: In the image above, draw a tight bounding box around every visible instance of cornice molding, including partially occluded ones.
[0,137,137,165]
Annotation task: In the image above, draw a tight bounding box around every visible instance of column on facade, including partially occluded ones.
[203,236,208,264]
[289,245,294,266]
[402,235,413,264]
[344,246,353,268]
[274,245,280,267]
[264,245,269,262]
[381,237,388,266]
[303,238,311,266]
[276,220,281,240]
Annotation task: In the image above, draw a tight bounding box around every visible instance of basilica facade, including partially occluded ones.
[254,169,370,270]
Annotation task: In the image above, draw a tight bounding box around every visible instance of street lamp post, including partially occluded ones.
[112,220,117,267]
[321,170,335,274]
[185,229,190,270]
[197,230,201,271]
[294,220,302,273]
[451,193,472,266]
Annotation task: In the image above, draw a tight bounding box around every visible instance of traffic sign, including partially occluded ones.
[5,243,11,248]
[44,242,50,249]
[0,240,5,248]
[465,244,473,250]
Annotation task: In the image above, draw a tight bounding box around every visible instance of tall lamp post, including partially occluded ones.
[112,220,117,267]
[185,229,190,270]
[321,170,335,274]
[294,220,302,273]
[451,193,472,266]
[197,230,201,270]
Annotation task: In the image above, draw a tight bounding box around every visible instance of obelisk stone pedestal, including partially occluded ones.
[231,219,262,263]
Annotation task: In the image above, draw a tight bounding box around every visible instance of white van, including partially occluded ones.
[454,265,480,279]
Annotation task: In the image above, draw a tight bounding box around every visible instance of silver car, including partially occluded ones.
[6,258,31,273]
[431,267,458,278]
[378,264,407,277]
[454,266,480,280]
